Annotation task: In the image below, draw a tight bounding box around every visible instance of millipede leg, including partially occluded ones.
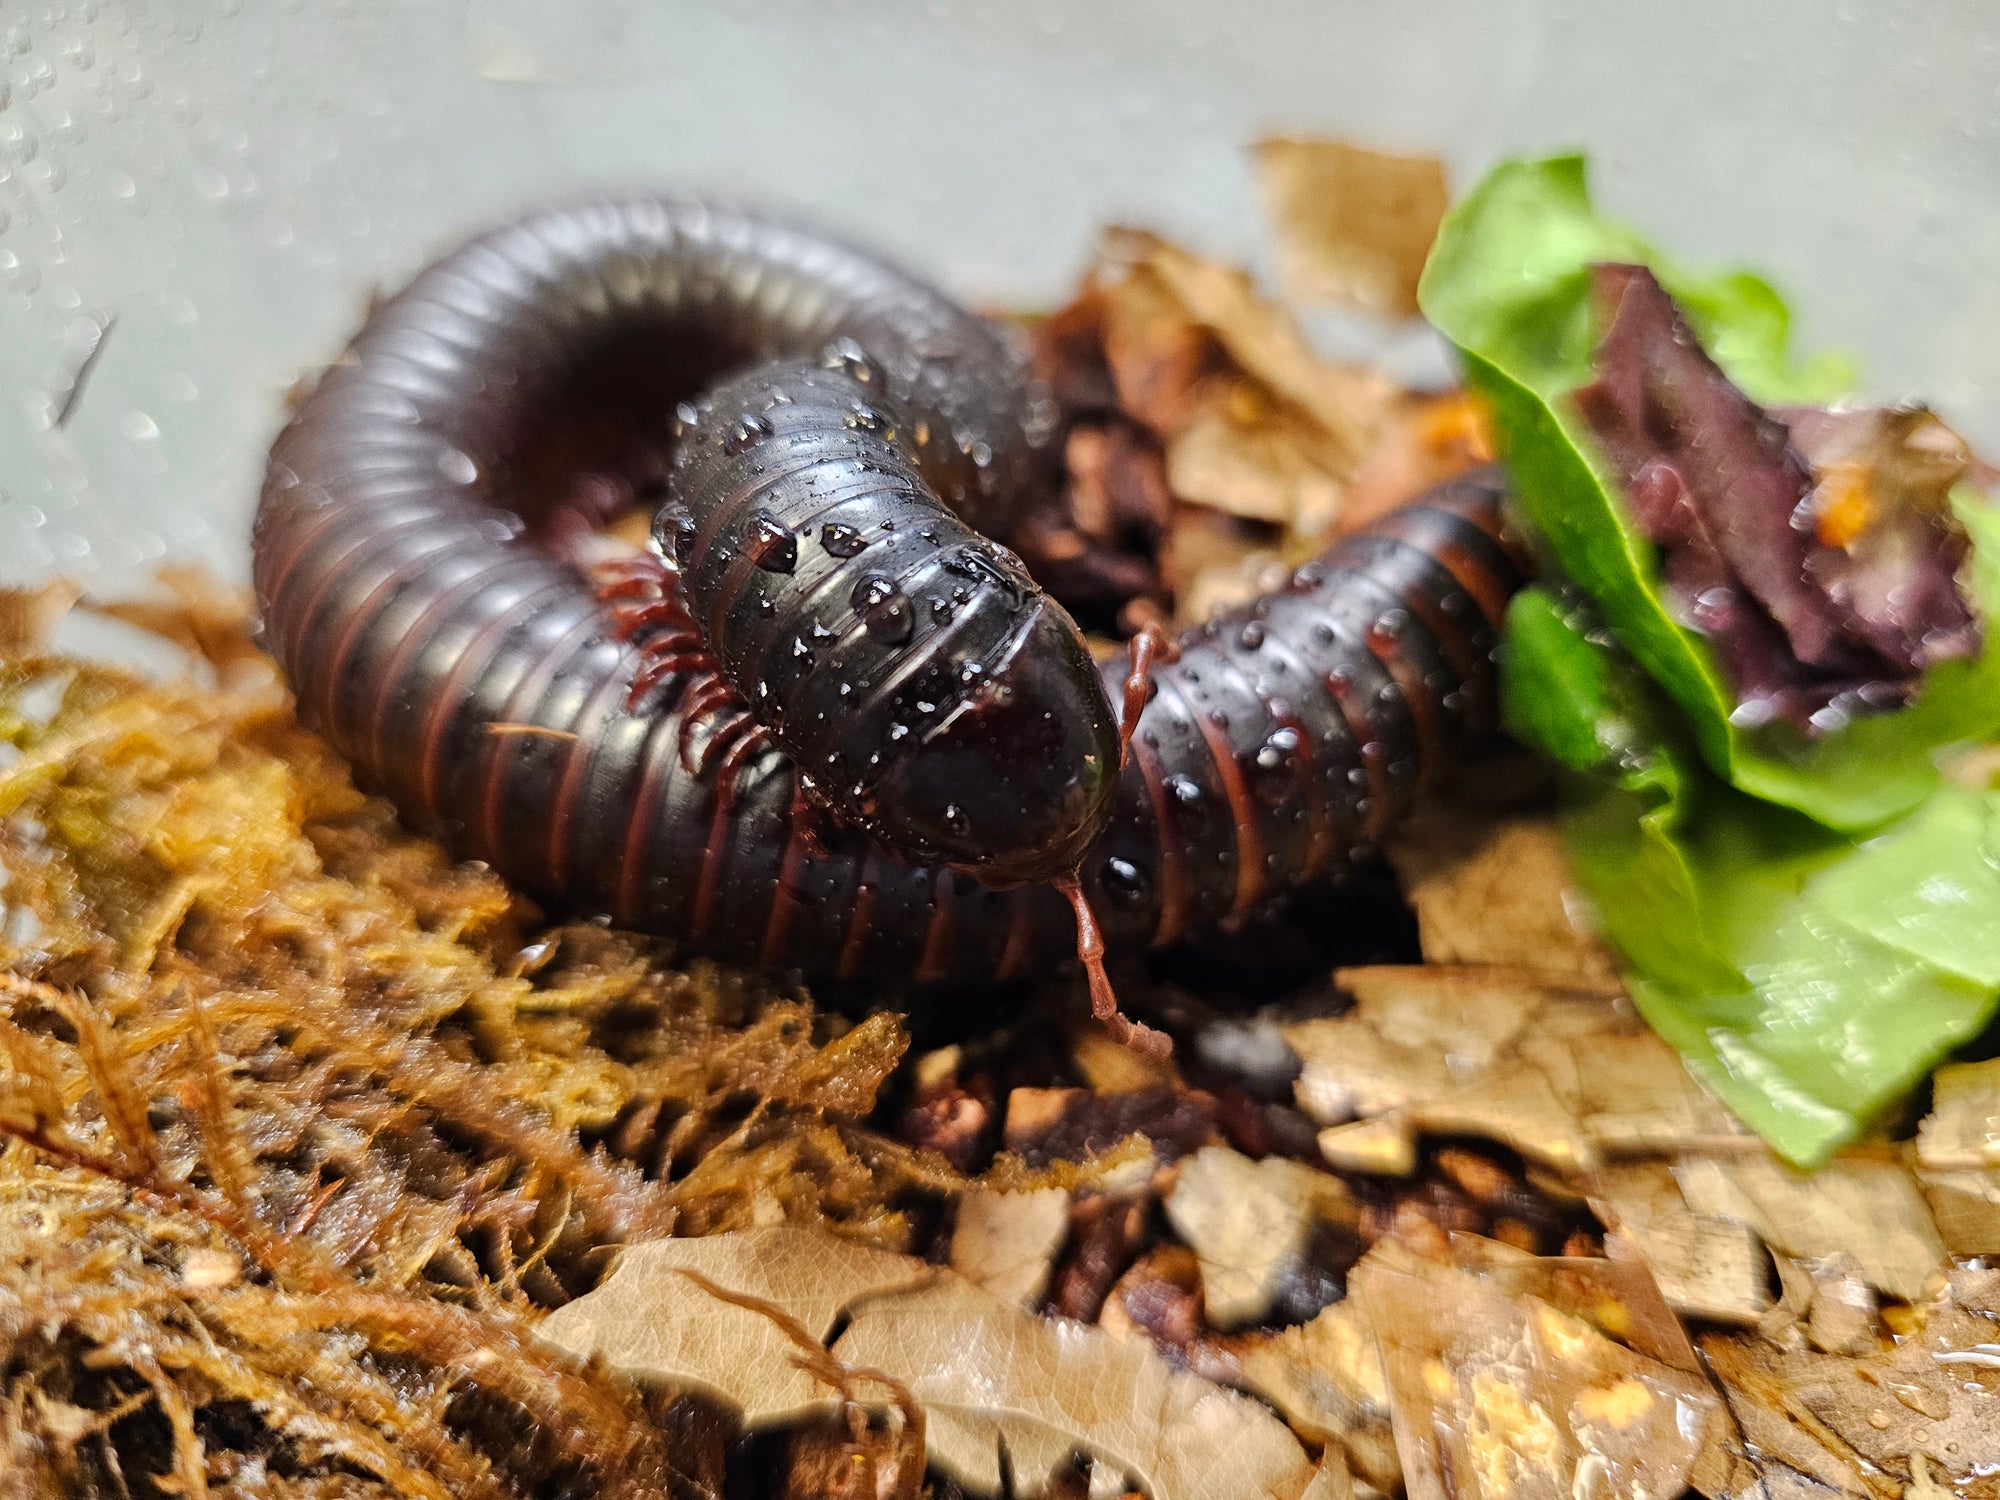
[1117,622,1179,771]
[1057,875,1169,1057]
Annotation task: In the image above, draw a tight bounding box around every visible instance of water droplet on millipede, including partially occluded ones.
[723,411,772,455]
[1238,622,1265,650]
[844,402,888,434]
[1101,855,1151,908]
[1166,774,1209,831]
[821,336,880,385]
[851,573,915,645]
[1250,727,1301,805]
[748,510,797,573]
[820,521,867,558]
[928,596,953,624]
[673,400,700,436]
[942,804,970,836]
[653,503,698,570]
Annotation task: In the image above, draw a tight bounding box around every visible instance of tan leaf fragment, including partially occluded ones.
[1236,1300,1400,1491]
[1284,966,1737,1174]
[1915,1056,2000,1169]
[1700,1269,2000,1498]
[951,1186,1071,1311]
[1441,1241,1704,1376]
[1915,1166,2000,1256]
[1163,1144,1354,1329]
[833,1275,1315,1500]
[1298,1451,1356,1500]
[534,1226,932,1425]
[1590,1163,1773,1325]
[1673,1155,1946,1303]
[1383,813,1621,989]
[1072,1023,1180,1095]
[1349,1247,1730,1500]
[1315,1112,1417,1177]
[1253,137,1450,318]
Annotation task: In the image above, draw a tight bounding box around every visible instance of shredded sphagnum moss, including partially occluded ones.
[0,579,956,1498]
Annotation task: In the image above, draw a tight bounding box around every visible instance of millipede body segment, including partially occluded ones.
[253,198,1530,984]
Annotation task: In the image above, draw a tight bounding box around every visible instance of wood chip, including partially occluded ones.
[1253,138,1450,318]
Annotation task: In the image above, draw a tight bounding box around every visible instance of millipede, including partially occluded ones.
[253,198,1531,1038]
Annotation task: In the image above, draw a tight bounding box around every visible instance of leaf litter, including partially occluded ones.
[5,135,2000,1500]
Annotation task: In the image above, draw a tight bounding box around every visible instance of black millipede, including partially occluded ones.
[253,198,1531,1032]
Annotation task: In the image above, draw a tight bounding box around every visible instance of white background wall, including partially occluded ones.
[2,0,1996,586]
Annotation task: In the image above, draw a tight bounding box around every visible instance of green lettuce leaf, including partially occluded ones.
[1421,153,2000,831]
[1503,590,2000,1163]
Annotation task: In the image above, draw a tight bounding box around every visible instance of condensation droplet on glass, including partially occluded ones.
[105,169,136,200]
[120,411,160,442]
[162,370,198,403]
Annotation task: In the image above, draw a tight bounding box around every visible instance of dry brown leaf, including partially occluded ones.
[535,1226,933,1424]
[1349,1247,1731,1500]
[1165,380,1348,532]
[1916,1057,2000,1169]
[833,1275,1316,1500]
[1163,1144,1354,1330]
[1384,813,1621,990]
[1285,966,1741,1173]
[0,578,82,653]
[1673,1155,1946,1304]
[1104,228,1394,462]
[1159,508,1283,626]
[1253,138,1450,318]
[1700,1269,2000,1499]
[1590,1163,1774,1325]
[950,1186,1071,1310]
[1097,255,1222,436]
[1336,390,1496,536]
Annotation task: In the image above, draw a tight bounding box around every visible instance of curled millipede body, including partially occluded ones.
[253,199,1531,986]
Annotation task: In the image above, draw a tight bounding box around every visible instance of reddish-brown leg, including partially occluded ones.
[787,779,831,861]
[1117,621,1179,770]
[1057,874,1169,1057]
